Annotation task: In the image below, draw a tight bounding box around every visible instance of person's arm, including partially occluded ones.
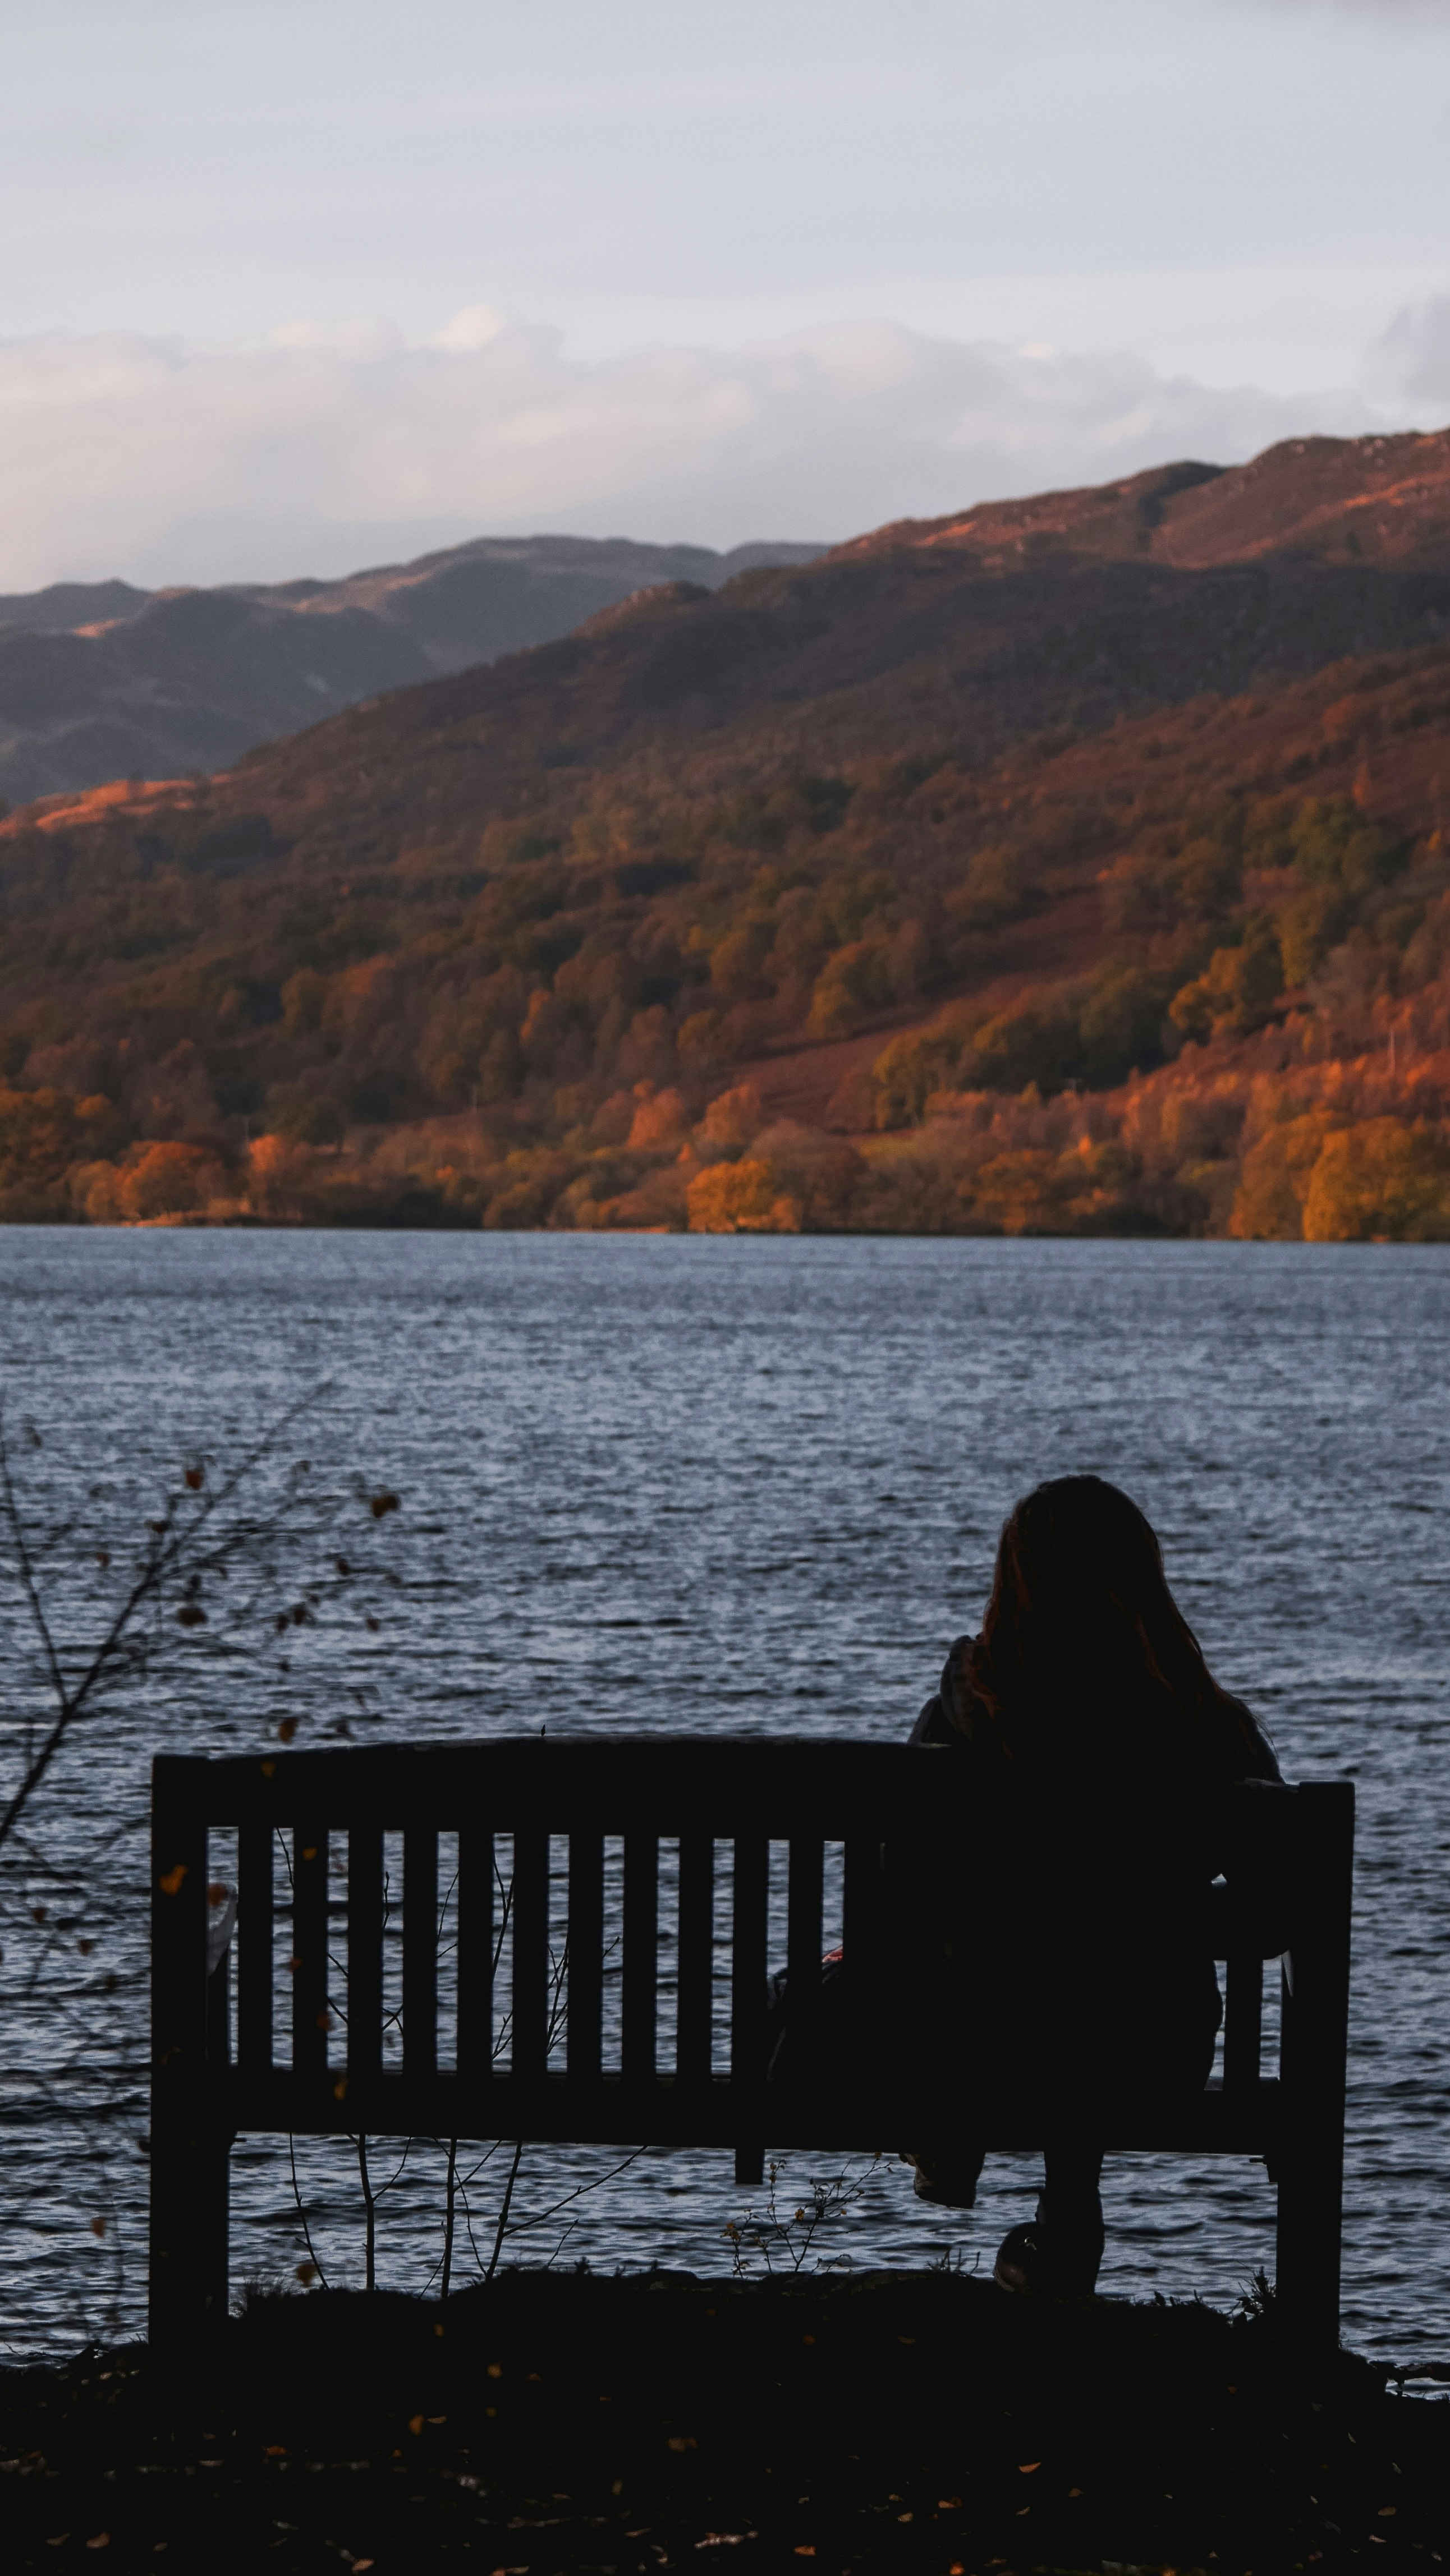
[907,1635,979,1746]
[910,1691,956,1746]
[1228,1695,1284,1784]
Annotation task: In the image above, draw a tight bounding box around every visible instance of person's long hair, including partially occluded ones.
[971,1474,1263,1782]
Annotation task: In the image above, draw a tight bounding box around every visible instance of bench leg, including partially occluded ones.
[734,2144,764,2188]
[149,2100,231,2347]
[1275,2123,1343,2346]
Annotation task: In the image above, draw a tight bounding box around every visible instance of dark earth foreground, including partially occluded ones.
[2,2270,1447,2575]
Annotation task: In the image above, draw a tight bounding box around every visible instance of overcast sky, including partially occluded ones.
[3,0,1450,586]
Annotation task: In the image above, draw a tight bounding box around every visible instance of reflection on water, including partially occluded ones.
[0,1228,1446,2358]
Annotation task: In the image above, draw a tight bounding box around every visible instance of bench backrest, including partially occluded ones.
[153,1738,1352,2149]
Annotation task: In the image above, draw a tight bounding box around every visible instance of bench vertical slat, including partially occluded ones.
[623,1833,659,2083]
[347,1823,384,2085]
[731,1832,768,2184]
[237,1820,274,2072]
[403,1827,439,2082]
[1224,1952,1263,2090]
[675,1832,714,2082]
[292,1828,330,2081]
[787,1836,824,2005]
[511,1828,550,2081]
[458,1826,495,2081]
[567,1830,604,2082]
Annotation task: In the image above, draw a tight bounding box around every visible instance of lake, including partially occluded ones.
[0,1227,1446,2362]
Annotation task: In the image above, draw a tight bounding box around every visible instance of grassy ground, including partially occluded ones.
[2,2270,1447,2575]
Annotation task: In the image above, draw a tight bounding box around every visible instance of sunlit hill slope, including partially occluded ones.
[4,427,1450,1240]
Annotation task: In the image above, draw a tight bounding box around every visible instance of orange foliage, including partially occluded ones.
[1229,1115,1338,1241]
[686,1159,801,1234]
[1301,1119,1450,1242]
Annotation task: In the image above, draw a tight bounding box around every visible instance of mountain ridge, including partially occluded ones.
[0,532,825,805]
[835,429,1450,572]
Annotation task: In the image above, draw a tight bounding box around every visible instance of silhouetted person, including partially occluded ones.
[905,1473,1280,2296]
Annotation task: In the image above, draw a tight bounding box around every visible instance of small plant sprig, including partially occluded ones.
[723,2153,880,2277]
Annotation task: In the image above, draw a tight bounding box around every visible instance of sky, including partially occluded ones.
[2,0,1450,587]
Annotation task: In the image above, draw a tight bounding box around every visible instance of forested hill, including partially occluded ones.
[3,425,1450,1243]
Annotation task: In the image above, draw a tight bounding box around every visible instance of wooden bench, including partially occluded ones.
[150,1739,1353,2345]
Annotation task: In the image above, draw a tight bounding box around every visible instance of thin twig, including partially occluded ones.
[485,2141,525,2281]
[287,2132,329,2289]
[441,2137,459,2298]
[356,2135,377,2292]
[493,2150,644,2238]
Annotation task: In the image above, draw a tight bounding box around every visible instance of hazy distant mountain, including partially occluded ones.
[0,533,825,804]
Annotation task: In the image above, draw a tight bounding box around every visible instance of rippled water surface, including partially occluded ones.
[0,1227,1446,2361]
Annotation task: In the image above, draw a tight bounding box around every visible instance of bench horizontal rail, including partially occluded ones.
[212,2069,1286,2158]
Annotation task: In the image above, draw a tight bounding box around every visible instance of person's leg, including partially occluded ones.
[993,2141,1104,2295]
[1038,2140,1105,2280]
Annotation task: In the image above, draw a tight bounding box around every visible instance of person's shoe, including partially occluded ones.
[993,2216,1103,2298]
[900,2151,979,2209]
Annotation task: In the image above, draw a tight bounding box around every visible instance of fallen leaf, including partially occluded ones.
[45,2540,70,2550]
[1018,2462,1041,2474]
[938,2497,962,2509]
[157,1866,188,1897]
[85,2541,110,2554]
[409,2416,424,2435]
[667,2436,698,2451]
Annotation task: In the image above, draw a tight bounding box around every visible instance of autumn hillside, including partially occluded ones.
[4,426,1450,1241]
